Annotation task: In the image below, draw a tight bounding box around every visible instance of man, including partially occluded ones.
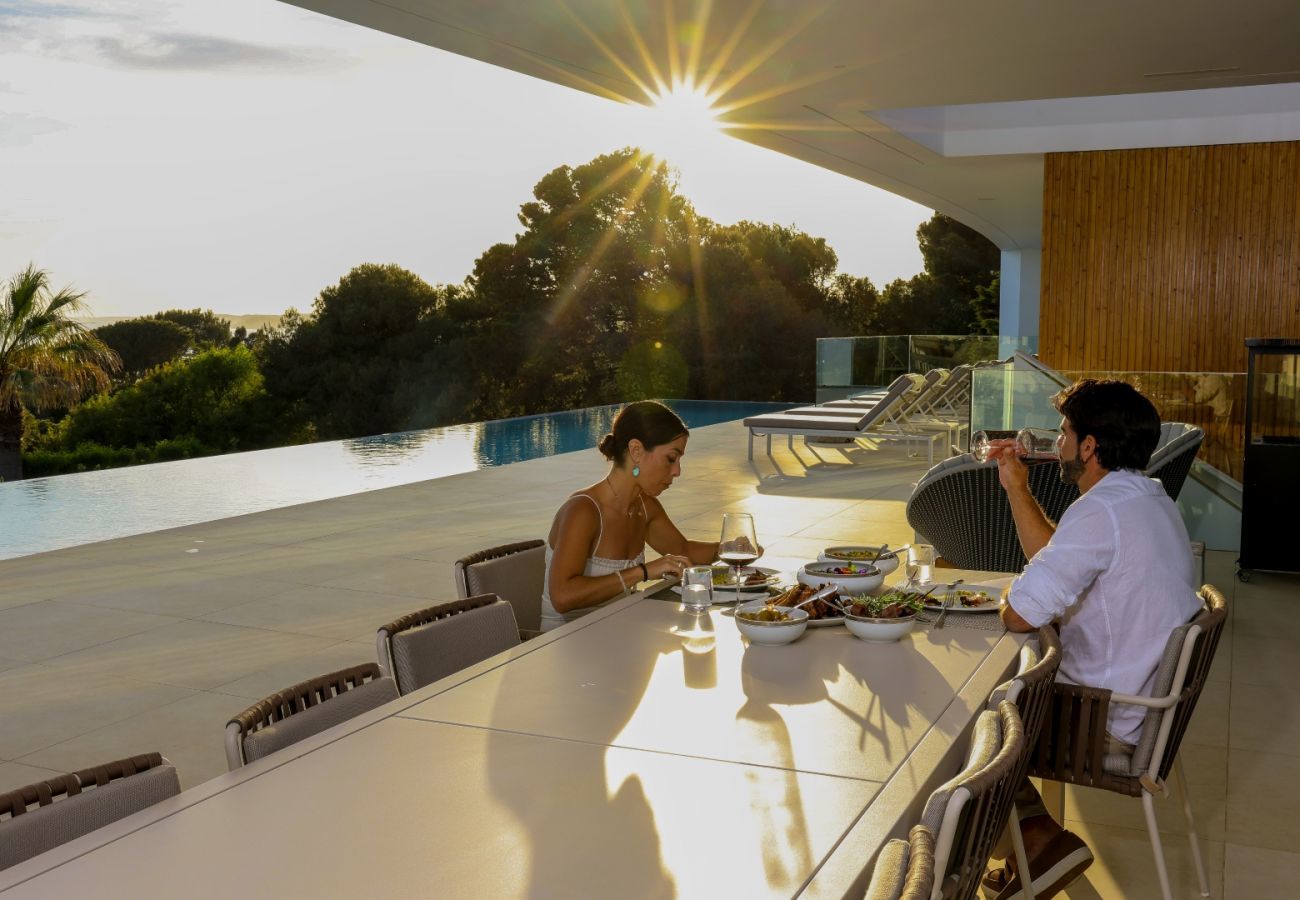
[986,379,1201,900]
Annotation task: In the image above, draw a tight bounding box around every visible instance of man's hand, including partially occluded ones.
[988,440,1029,495]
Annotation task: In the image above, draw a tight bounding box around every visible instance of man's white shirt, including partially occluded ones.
[1008,468,1202,744]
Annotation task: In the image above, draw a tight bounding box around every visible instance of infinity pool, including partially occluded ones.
[0,400,789,560]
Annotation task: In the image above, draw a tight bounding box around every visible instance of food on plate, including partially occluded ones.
[922,589,995,608]
[770,583,843,621]
[737,606,792,623]
[821,563,877,576]
[847,590,923,620]
[825,547,895,561]
[711,566,771,587]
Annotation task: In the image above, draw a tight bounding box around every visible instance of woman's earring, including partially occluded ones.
[632,465,640,477]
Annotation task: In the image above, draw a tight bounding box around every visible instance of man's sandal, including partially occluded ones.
[984,830,1094,900]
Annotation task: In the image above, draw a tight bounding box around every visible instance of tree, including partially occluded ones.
[94,318,191,379]
[258,265,454,438]
[0,265,119,480]
[150,309,232,347]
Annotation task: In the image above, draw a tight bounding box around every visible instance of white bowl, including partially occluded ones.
[799,561,884,595]
[734,604,809,645]
[843,611,917,642]
[818,546,900,577]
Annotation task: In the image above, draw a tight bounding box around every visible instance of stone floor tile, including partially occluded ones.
[38,620,341,691]
[318,556,447,600]
[1229,633,1298,689]
[198,586,429,643]
[1223,843,1300,900]
[208,640,383,701]
[19,691,253,791]
[59,569,302,619]
[0,664,194,759]
[1225,748,1300,853]
[1227,682,1300,755]
[0,600,180,663]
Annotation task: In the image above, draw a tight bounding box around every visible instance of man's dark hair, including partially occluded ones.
[1053,379,1161,471]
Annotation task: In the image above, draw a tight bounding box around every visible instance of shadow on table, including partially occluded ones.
[479,606,690,899]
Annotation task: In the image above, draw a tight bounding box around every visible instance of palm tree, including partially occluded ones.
[0,265,120,481]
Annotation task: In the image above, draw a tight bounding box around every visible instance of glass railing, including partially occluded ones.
[815,334,998,402]
[970,355,1245,483]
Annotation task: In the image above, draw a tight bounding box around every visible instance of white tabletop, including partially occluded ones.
[0,570,1022,899]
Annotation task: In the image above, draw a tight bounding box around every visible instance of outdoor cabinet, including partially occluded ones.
[1239,338,1300,576]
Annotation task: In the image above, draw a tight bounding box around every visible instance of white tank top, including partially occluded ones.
[539,493,646,632]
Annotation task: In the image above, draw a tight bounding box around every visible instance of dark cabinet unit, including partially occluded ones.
[1240,338,1300,576]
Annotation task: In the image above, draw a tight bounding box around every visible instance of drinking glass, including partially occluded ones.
[906,544,935,586]
[682,565,714,613]
[719,513,760,602]
[971,427,1062,463]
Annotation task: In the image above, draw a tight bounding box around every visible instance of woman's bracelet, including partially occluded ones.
[640,562,649,582]
[614,569,629,595]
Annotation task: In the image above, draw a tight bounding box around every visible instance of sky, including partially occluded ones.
[0,0,931,319]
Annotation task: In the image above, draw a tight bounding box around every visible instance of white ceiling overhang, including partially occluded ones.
[278,1,1300,250]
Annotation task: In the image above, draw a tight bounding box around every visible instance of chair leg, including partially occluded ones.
[1142,790,1175,900]
[1173,755,1212,897]
[1009,802,1037,900]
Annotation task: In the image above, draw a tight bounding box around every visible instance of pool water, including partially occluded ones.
[0,400,790,560]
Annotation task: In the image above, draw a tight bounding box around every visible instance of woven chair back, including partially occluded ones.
[906,459,1079,572]
[454,540,546,636]
[378,594,520,696]
[0,753,179,871]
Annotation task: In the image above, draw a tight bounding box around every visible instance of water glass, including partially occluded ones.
[682,565,714,613]
[907,544,936,585]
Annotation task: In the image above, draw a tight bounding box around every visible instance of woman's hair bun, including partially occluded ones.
[597,432,618,460]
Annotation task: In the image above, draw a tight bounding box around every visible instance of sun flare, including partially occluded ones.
[636,81,725,166]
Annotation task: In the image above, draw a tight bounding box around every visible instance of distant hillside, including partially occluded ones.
[77,314,286,333]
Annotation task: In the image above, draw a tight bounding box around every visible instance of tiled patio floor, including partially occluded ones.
[0,418,1293,898]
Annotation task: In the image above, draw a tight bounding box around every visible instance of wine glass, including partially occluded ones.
[971,427,1062,463]
[719,513,760,602]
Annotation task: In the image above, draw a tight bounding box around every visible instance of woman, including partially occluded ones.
[540,401,721,632]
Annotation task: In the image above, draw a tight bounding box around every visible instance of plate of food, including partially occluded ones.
[818,545,900,576]
[908,583,1003,613]
[710,565,782,591]
[766,583,845,627]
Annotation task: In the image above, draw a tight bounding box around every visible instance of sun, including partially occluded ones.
[636,80,725,166]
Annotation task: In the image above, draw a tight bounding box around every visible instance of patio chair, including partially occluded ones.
[985,627,1063,900]
[905,456,1080,572]
[0,752,180,871]
[922,700,1025,900]
[864,824,937,900]
[1023,584,1227,900]
[1145,423,1204,501]
[225,663,398,770]
[744,375,943,463]
[454,539,546,639]
[376,593,520,696]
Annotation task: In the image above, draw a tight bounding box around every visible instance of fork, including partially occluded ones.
[934,578,965,629]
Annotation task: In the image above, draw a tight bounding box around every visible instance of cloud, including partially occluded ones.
[92,32,352,73]
[0,112,68,147]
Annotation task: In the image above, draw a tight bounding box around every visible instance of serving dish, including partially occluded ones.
[819,545,900,577]
[798,561,884,595]
[734,603,809,645]
[843,609,917,642]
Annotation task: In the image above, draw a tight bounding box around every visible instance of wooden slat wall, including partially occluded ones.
[1040,142,1300,374]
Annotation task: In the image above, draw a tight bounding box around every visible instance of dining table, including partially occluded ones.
[0,562,1024,899]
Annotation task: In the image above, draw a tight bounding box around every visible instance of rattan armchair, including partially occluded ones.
[864,824,937,900]
[921,700,1026,900]
[986,627,1063,900]
[0,752,180,871]
[376,593,520,696]
[454,539,546,640]
[224,662,398,770]
[1024,584,1227,900]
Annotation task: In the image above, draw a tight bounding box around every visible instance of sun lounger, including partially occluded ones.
[744,376,943,463]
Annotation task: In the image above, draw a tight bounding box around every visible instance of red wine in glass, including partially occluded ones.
[719,513,760,600]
